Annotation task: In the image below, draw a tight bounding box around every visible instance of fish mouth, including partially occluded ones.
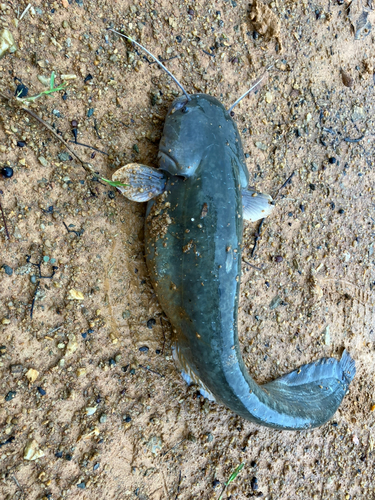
[158,149,180,175]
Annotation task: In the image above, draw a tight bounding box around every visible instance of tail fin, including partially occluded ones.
[261,350,355,426]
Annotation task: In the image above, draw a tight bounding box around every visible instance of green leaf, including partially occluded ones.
[101,177,128,188]
[50,71,55,91]
[218,463,245,500]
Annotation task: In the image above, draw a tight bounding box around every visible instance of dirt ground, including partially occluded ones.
[1,0,375,499]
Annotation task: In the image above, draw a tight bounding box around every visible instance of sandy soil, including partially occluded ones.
[1,0,375,499]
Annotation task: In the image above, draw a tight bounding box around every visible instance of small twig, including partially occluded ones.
[46,325,63,335]
[163,438,186,457]
[278,171,295,193]
[243,259,262,271]
[251,218,265,258]
[19,3,31,21]
[68,140,109,155]
[201,48,215,57]
[149,55,178,65]
[63,221,84,237]
[0,193,10,240]
[138,364,163,377]
[94,119,102,139]
[175,470,182,500]
[344,135,364,143]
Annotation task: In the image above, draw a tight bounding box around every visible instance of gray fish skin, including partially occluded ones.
[145,94,355,430]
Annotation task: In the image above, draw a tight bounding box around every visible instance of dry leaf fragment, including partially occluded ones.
[24,439,45,460]
[68,289,84,300]
[25,368,39,383]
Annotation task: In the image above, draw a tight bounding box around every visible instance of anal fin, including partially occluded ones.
[172,344,216,401]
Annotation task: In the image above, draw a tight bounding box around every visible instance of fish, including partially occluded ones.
[111,33,356,430]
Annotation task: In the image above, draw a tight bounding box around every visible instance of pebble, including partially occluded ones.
[251,477,259,490]
[147,318,156,329]
[10,364,23,374]
[265,92,273,103]
[0,28,17,59]
[2,265,13,276]
[77,367,86,377]
[24,439,45,460]
[139,346,149,353]
[5,391,16,401]
[255,141,268,151]
[66,334,78,355]
[1,166,13,178]
[351,105,365,122]
[37,75,51,87]
[85,406,97,415]
[77,482,86,489]
[2,318,10,325]
[274,256,283,263]
[269,295,282,310]
[38,156,49,167]
[99,413,107,423]
[37,387,46,396]
[146,436,163,454]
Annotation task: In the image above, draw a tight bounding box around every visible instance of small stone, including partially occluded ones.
[99,413,107,423]
[146,436,163,454]
[122,310,131,319]
[77,482,86,489]
[352,105,365,122]
[147,318,156,329]
[139,346,149,353]
[2,265,13,276]
[2,318,10,325]
[255,141,268,151]
[68,289,84,300]
[1,166,13,178]
[26,368,39,383]
[5,390,16,401]
[24,439,45,460]
[274,256,283,263]
[269,295,282,310]
[341,69,353,88]
[37,75,51,86]
[265,92,273,103]
[0,28,17,59]
[66,333,78,355]
[10,364,23,374]
[77,367,86,377]
[328,157,337,164]
[85,406,97,415]
[38,156,49,167]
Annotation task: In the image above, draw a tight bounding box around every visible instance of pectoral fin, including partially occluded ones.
[242,188,274,221]
[112,163,166,202]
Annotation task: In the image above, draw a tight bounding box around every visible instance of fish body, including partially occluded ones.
[114,93,355,430]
